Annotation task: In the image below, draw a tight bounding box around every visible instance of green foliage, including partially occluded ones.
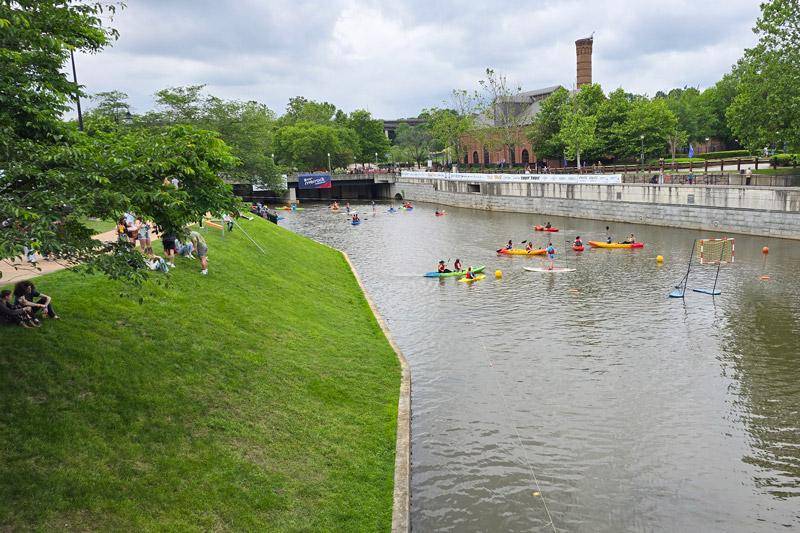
[526,87,569,160]
[0,218,400,531]
[393,122,432,166]
[87,90,131,120]
[275,121,359,170]
[559,87,600,166]
[727,0,800,151]
[698,149,751,159]
[281,96,338,125]
[346,109,391,163]
[424,106,474,164]
[594,88,636,159]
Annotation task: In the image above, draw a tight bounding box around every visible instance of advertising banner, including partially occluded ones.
[401,170,622,185]
[298,173,332,189]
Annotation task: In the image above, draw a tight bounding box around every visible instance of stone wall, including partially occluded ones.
[390,177,800,240]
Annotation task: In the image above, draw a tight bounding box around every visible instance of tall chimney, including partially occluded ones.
[575,36,593,88]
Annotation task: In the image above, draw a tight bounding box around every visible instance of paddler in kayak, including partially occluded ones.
[464,267,475,280]
[545,221,552,229]
[621,233,636,244]
[546,241,556,270]
[505,239,513,250]
[605,226,613,244]
[352,213,360,223]
[525,241,534,252]
[437,260,451,274]
[574,236,583,248]
[453,258,462,271]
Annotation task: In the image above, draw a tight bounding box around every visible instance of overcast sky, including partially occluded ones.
[74,0,761,119]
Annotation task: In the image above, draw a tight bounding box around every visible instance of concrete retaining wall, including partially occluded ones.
[391,178,800,239]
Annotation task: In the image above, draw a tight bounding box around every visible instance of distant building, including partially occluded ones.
[461,36,594,168]
[382,117,427,141]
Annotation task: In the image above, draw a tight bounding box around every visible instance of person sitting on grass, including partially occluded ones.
[13,281,58,319]
[0,289,39,328]
[188,230,208,275]
[147,254,170,273]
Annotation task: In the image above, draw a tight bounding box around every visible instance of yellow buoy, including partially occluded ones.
[656,255,664,263]
[494,269,502,279]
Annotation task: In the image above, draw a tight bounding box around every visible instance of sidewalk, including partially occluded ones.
[1,229,119,284]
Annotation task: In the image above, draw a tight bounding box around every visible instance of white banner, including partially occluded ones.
[400,170,622,185]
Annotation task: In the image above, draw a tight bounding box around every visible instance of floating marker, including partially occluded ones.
[656,255,664,263]
[762,246,769,254]
[495,270,502,279]
[760,275,770,280]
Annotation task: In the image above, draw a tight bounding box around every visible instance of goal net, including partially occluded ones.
[698,238,734,265]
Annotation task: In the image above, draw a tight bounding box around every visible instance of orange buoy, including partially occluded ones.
[762,246,769,254]
[760,275,770,281]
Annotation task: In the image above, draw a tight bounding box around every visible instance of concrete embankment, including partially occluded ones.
[391,177,800,239]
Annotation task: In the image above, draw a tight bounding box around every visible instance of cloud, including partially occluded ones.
[74,0,761,118]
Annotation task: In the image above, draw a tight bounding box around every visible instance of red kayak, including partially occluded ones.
[435,212,447,217]
[572,245,585,252]
[534,225,559,232]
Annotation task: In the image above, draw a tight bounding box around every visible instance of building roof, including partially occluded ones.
[475,85,563,127]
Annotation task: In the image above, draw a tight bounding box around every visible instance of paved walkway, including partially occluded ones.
[1,229,119,284]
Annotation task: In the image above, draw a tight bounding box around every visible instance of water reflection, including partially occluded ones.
[281,202,800,531]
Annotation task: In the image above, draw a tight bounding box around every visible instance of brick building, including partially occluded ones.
[461,36,593,169]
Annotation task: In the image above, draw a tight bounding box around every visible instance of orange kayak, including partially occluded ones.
[588,241,644,249]
[534,226,559,232]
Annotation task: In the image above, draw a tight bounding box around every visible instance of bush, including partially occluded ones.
[772,153,799,166]
[698,150,751,159]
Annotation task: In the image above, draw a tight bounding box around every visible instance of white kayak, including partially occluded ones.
[524,266,576,273]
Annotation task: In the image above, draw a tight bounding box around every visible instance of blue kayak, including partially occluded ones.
[351,220,361,226]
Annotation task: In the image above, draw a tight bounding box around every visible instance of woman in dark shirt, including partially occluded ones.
[13,281,58,319]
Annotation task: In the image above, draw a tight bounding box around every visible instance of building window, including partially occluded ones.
[472,151,479,165]
[483,147,490,165]
[521,149,530,164]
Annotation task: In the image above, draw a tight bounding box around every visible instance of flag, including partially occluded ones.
[688,144,694,158]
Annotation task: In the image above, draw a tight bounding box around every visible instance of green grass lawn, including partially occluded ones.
[0,217,401,531]
[79,217,117,235]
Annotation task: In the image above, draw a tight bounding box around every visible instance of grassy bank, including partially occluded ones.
[0,217,401,531]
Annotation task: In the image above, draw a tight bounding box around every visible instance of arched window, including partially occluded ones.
[483,147,490,165]
[472,151,479,164]
[521,149,530,164]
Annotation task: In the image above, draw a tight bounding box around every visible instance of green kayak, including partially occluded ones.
[424,265,486,278]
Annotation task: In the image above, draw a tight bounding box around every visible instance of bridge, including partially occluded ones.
[234,173,398,203]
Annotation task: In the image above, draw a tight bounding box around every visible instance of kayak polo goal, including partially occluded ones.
[669,238,734,298]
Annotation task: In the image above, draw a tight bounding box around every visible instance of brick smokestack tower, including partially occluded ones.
[575,36,593,88]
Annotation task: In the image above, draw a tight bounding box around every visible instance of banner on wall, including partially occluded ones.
[400,170,622,185]
[298,173,332,189]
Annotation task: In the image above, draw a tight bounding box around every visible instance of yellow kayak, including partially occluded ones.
[588,241,644,249]
[458,274,486,283]
[498,248,546,256]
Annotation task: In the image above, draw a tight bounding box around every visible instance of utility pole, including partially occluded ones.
[70,50,83,131]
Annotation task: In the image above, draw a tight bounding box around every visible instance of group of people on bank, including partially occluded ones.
[0,280,57,328]
[117,212,209,275]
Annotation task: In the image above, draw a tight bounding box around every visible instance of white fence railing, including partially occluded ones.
[401,170,622,185]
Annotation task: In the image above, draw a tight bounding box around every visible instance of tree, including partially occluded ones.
[594,88,635,161]
[394,123,431,167]
[526,87,569,160]
[347,109,390,164]
[153,85,206,123]
[281,96,338,125]
[666,129,689,161]
[88,90,131,121]
[478,68,526,163]
[0,3,240,281]
[560,93,598,168]
[275,121,359,170]
[619,98,678,161]
[726,0,800,152]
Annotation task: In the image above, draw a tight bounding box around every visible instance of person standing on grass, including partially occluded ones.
[136,217,153,255]
[188,230,208,275]
[223,213,234,232]
[161,230,177,267]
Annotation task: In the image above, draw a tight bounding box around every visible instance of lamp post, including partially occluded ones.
[327,152,332,175]
[705,137,710,155]
[639,134,645,169]
[70,50,84,131]
[374,152,378,168]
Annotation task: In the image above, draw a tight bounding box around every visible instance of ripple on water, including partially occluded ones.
[283,203,800,531]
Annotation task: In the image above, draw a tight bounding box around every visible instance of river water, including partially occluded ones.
[281,202,800,532]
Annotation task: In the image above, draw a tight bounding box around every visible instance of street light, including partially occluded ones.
[639,134,645,167]
[374,152,378,167]
[70,50,83,131]
[705,136,710,154]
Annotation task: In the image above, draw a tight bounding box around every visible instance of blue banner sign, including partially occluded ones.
[298,173,332,189]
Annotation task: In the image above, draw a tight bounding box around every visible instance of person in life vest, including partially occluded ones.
[525,241,534,252]
[546,242,556,270]
[453,258,462,271]
[545,221,552,229]
[574,236,583,248]
[464,267,475,280]
[352,213,360,223]
[505,239,513,250]
[437,260,451,274]
[622,233,636,244]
